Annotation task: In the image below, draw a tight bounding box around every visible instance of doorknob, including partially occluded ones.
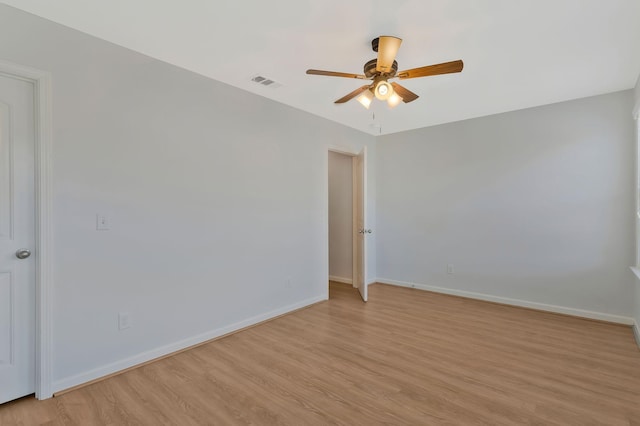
[15,249,31,259]
[365,229,372,234]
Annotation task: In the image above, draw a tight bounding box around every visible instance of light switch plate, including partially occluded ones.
[96,214,110,230]
[118,312,131,330]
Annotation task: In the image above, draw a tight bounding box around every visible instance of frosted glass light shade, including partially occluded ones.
[374,81,394,100]
[387,92,403,108]
[357,89,374,109]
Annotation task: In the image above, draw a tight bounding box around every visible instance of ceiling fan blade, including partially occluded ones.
[376,36,402,73]
[335,85,371,104]
[390,82,419,103]
[397,60,464,80]
[306,69,367,79]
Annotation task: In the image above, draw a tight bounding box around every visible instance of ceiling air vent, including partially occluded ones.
[251,75,282,89]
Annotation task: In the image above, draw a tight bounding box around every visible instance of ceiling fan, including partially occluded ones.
[306,36,463,109]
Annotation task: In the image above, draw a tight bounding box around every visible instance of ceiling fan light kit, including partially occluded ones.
[306,35,463,109]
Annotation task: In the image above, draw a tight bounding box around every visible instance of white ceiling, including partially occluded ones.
[4,0,640,135]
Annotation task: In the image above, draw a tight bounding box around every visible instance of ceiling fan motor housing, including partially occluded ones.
[364,59,398,78]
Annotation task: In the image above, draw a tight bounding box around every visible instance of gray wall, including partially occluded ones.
[328,151,353,282]
[377,91,636,317]
[0,5,376,390]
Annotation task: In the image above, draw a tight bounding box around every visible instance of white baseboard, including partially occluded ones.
[52,295,326,393]
[329,275,352,285]
[376,278,635,325]
[633,321,640,349]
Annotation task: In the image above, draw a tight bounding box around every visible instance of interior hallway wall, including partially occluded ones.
[328,151,353,283]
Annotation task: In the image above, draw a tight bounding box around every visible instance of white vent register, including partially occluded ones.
[251,75,282,89]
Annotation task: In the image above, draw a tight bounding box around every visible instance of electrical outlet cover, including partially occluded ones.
[118,312,131,330]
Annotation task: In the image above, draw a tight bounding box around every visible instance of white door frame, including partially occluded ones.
[325,146,366,299]
[354,147,367,301]
[0,60,53,400]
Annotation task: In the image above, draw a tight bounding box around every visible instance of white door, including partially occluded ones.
[354,148,367,302]
[0,73,36,404]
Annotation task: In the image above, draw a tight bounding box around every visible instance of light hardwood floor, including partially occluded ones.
[2,282,640,425]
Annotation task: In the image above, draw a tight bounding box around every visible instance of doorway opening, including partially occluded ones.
[327,147,367,301]
[328,150,353,299]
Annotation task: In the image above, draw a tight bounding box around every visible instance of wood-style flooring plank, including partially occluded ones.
[1,281,639,425]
